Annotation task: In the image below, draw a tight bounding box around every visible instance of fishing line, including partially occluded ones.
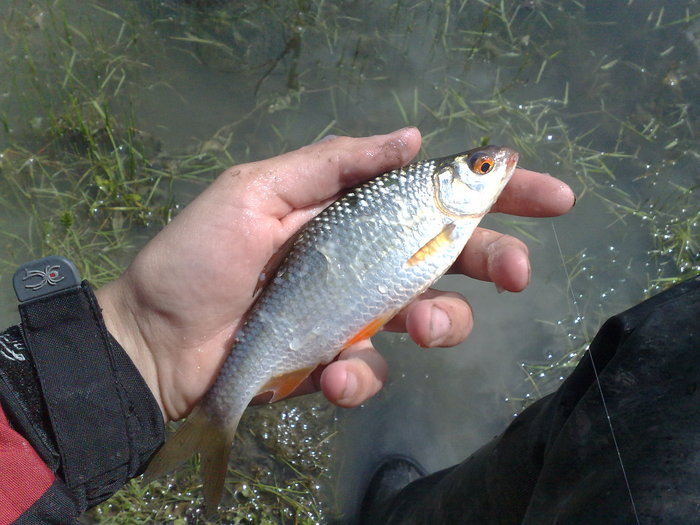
[551,223,640,525]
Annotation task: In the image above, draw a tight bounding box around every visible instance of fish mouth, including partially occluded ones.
[503,147,519,173]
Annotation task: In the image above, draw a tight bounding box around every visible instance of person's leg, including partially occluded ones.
[362,276,700,524]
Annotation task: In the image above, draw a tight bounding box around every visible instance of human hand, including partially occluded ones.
[95,127,575,422]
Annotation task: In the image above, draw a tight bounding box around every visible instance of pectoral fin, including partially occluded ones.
[407,223,456,266]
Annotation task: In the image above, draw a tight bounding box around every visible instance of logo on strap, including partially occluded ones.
[13,255,81,303]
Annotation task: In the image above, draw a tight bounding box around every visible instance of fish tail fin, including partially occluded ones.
[143,405,238,511]
[201,420,237,511]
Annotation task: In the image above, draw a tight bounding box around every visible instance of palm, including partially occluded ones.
[125,172,338,418]
[96,129,575,422]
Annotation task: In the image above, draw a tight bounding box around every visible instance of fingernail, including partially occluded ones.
[313,134,338,144]
[339,372,358,405]
[429,305,451,346]
[560,182,577,209]
[527,258,532,284]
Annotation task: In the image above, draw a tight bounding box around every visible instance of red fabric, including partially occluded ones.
[0,404,54,524]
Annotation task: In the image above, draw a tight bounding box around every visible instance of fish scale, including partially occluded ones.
[144,144,518,511]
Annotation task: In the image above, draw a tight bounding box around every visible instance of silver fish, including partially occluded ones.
[144,144,519,509]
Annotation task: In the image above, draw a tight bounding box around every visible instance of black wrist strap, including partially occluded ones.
[13,281,165,509]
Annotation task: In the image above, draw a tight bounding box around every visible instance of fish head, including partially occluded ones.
[433,145,518,218]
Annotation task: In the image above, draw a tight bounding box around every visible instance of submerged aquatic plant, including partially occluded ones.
[0,2,334,522]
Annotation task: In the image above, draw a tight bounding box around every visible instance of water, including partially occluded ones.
[0,0,698,522]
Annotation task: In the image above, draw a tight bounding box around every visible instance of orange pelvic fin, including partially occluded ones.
[407,223,456,266]
[342,314,393,349]
[260,366,315,403]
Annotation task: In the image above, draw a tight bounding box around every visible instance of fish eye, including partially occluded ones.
[468,153,494,175]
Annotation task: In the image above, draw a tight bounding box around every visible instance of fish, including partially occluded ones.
[143,144,519,509]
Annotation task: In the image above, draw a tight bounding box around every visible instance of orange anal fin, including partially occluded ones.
[261,315,398,402]
[259,366,315,403]
[342,314,393,349]
[407,223,456,266]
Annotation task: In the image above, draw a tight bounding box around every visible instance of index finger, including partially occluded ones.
[238,127,422,218]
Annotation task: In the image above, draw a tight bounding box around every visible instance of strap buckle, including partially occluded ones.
[13,256,81,303]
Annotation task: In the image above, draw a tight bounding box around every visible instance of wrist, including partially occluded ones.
[95,278,166,420]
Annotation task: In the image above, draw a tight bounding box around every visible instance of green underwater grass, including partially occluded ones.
[0,0,697,522]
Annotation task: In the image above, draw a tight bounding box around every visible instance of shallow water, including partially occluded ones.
[0,0,698,522]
